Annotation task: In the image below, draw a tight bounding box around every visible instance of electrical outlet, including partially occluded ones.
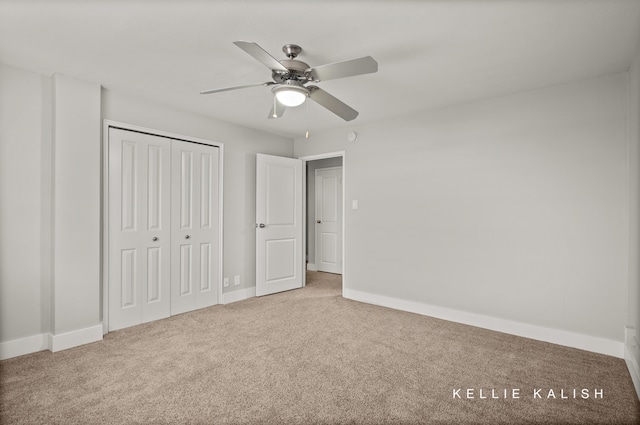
[223,277,229,288]
[234,275,240,286]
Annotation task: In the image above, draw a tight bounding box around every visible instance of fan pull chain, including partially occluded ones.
[305,96,310,139]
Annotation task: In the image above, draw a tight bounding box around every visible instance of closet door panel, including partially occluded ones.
[196,149,219,309]
[171,140,219,314]
[108,128,171,331]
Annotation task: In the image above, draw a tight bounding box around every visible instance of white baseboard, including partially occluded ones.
[0,324,104,359]
[307,263,317,271]
[222,287,256,304]
[50,324,103,353]
[343,288,624,359]
[0,333,49,360]
[625,327,640,400]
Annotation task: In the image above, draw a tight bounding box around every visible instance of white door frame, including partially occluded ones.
[298,151,346,291]
[102,120,224,334]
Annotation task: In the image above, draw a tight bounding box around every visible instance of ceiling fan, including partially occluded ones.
[200,41,378,121]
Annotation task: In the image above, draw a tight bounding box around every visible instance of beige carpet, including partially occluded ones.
[1,271,639,424]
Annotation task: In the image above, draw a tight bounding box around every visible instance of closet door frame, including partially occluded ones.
[102,120,224,334]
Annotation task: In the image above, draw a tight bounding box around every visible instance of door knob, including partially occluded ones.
[185,235,190,239]
[256,223,266,228]
[316,220,321,224]
[152,237,159,242]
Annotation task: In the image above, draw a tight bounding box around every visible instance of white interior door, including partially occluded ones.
[108,128,171,331]
[256,154,303,296]
[171,140,220,315]
[315,167,343,274]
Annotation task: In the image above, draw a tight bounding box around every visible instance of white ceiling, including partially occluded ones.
[1,0,639,139]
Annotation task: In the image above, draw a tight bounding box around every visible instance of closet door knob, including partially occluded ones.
[185,235,191,239]
[152,237,159,242]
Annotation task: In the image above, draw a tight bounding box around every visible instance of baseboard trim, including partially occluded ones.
[0,334,49,360]
[306,263,317,271]
[50,325,104,353]
[343,288,624,359]
[222,287,256,304]
[624,327,640,400]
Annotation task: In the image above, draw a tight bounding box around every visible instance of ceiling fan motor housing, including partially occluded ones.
[273,58,311,83]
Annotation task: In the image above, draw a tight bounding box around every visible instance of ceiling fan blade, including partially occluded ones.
[268,99,287,119]
[200,82,275,95]
[307,56,378,82]
[233,41,289,72]
[308,86,359,121]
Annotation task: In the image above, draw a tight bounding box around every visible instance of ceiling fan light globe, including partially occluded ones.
[275,89,307,107]
[272,84,308,107]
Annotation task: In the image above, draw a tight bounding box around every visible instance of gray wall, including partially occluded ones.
[0,62,293,354]
[0,63,44,342]
[295,72,629,343]
[0,64,103,349]
[628,48,640,385]
[306,157,343,267]
[52,74,102,335]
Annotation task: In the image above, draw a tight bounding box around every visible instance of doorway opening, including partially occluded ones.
[300,152,345,290]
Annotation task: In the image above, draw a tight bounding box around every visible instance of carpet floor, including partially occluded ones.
[1,271,639,424]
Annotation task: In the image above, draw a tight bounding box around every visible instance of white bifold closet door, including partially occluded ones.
[108,128,219,331]
[170,140,219,315]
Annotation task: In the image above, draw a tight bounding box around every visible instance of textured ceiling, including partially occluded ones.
[1,0,639,138]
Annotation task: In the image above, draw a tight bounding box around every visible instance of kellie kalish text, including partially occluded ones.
[452,388,604,399]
